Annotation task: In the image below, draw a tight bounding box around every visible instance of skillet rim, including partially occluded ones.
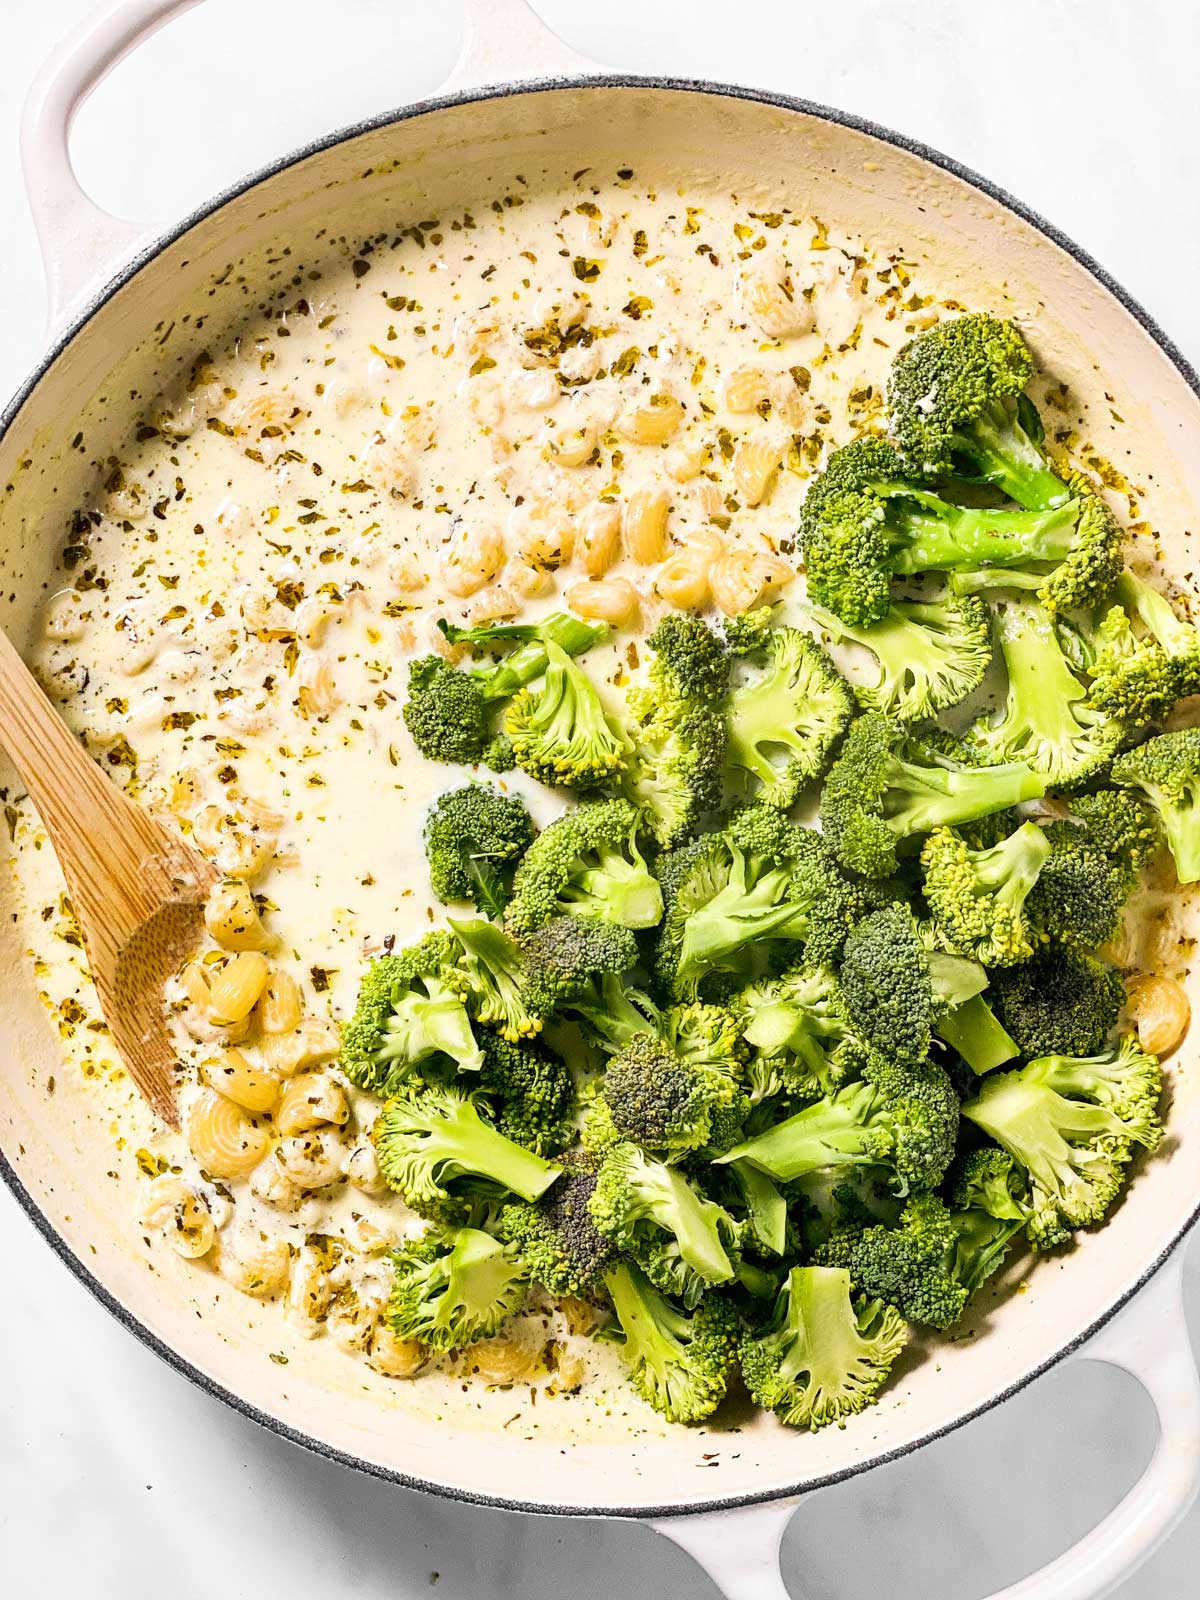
[2,70,1198,1521]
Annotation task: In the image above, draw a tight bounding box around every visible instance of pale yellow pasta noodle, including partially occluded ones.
[260,1016,341,1077]
[275,1126,347,1189]
[622,489,670,564]
[204,879,272,952]
[576,501,621,576]
[564,577,640,628]
[275,1070,350,1136]
[368,1325,425,1378]
[732,436,781,508]
[256,971,303,1035]
[218,1228,291,1298]
[617,391,683,445]
[200,1047,281,1115]
[187,1089,271,1179]
[206,952,271,1024]
[653,529,724,610]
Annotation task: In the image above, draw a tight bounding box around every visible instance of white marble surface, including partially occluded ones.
[2,3,1200,1595]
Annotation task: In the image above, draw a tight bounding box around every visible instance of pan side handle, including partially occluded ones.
[651,1248,1200,1600]
[438,0,605,95]
[20,0,206,338]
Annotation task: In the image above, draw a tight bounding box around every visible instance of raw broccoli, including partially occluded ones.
[1024,822,1135,952]
[808,594,992,723]
[445,915,548,1041]
[799,435,1088,626]
[887,313,1069,509]
[1067,789,1160,876]
[962,596,1124,788]
[565,974,662,1056]
[601,1261,740,1424]
[990,943,1125,1058]
[839,904,988,1065]
[724,1158,791,1257]
[387,1228,528,1352]
[1112,728,1200,883]
[920,820,1050,966]
[739,1265,907,1431]
[935,993,1019,1076]
[373,1083,563,1213]
[945,473,1124,617]
[622,615,729,848]
[1061,571,1200,726]
[662,1001,748,1077]
[654,809,852,1000]
[819,712,1045,878]
[724,627,855,808]
[497,1156,615,1296]
[738,964,858,1100]
[403,655,492,765]
[438,612,609,701]
[477,1032,575,1157]
[601,1031,742,1160]
[340,933,483,1094]
[505,799,663,936]
[723,606,777,656]
[824,1189,1023,1331]
[589,1141,740,1304]
[962,1036,1162,1243]
[423,785,535,918]
[718,1049,960,1194]
[504,641,627,789]
[516,914,640,1016]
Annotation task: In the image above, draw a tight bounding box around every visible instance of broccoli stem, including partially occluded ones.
[886,754,1044,838]
[428,1107,563,1202]
[935,994,1019,1074]
[952,403,1072,511]
[892,499,1080,575]
[719,1087,886,1183]
[567,848,664,929]
[653,1164,739,1283]
[728,1157,789,1255]
[438,614,609,702]
[677,861,809,977]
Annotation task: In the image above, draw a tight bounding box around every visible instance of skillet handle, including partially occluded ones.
[439,0,605,94]
[651,1249,1200,1600]
[20,0,205,337]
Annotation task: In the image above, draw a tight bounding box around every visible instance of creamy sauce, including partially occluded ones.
[8,171,984,1398]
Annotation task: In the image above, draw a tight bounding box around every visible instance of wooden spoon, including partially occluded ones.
[0,628,217,1128]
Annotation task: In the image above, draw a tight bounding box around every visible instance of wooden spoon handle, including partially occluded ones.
[0,626,168,923]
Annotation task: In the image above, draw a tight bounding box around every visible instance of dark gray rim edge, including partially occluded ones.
[2,71,1198,1523]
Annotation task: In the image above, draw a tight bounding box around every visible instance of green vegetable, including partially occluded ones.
[1111,728,1200,883]
[497,1157,615,1297]
[920,820,1050,966]
[340,933,482,1095]
[601,1260,740,1424]
[505,640,627,789]
[990,945,1125,1059]
[505,798,662,936]
[388,1228,528,1352]
[423,784,535,918]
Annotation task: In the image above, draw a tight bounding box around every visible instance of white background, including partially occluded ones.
[2,3,1200,1596]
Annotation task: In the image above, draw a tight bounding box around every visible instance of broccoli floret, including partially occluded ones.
[738,964,858,1100]
[516,915,640,1017]
[799,435,1086,626]
[1112,728,1200,883]
[887,313,1070,509]
[438,612,609,701]
[808,594,992,723]
[723,606,777,656]
[990,944,1125,1058]
[601,1261,740,1424]
[819,712,1045,878]
[827,1189,1024,1330]
[373,1084,563,1213]
[962,1036,1162,1244]
[505,799,663,936]
[662,1001,748,1077]
[840,905,987,1066]
[589,1142,740,1304]
[739,1265,907,1431]
[504,641,627,790]
[566,974,663,1056]
[423,785,535,918]
[962,596,1124,788]
[340,934,483,1094]
[920,820,1050,966]
[946,473,1124,616]
[1067,789,1160,875]
[719,1050,960,1194]
[444,915,548,1042]
[403,655,492,765]
[724,627,855,808]
[1024,822,1134,952]
[622,615,729,848]
[477,1032,575,1157]
[497,1156,615,1296]
[654,811,852,999]
[601,1032,742,1160]
[388,1228,528,1352]
[1073,572,1200,724]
